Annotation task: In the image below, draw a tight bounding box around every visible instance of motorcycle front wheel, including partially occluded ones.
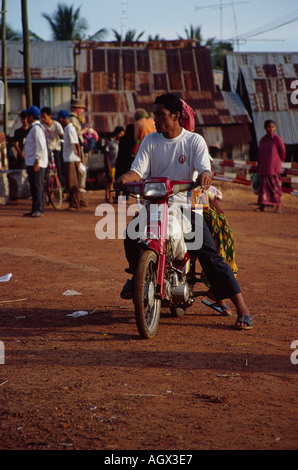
[134,251,161,339]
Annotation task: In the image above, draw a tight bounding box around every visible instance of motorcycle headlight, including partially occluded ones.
[144,182,167,197]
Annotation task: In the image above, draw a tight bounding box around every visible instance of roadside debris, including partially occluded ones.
[0,273,12,282]
[62,289,82,296]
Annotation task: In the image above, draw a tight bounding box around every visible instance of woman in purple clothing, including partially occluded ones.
[256,120,286,213]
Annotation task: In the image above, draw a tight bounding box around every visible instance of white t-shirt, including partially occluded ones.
[42,120,64,151]
[131,129,211,205]
[62,123,80,162]
[105,139,119,168]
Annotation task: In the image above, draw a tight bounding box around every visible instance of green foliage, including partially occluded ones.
[179,24,233,70]
[42,3,88,40]
[112,29,145,42]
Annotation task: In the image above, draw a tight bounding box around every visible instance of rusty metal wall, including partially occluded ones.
[0,41,74,81]
[75,40,251,140]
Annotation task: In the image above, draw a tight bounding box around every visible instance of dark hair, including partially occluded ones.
[114,126,125,136]
[41,107,52,115]
[264,119,275,128]
[154,93,183,117]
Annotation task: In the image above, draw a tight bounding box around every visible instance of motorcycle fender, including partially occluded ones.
[137,239,159,256]
[137,240,166,299]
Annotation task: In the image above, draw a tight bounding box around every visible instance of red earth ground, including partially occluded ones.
[0,182,297,453]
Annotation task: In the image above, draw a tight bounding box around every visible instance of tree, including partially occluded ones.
[42,3,88,40]
[178,24,233,70]
[210,41,233,70]
[148,34,165,42]
[87,28,108,41]
[0,23,22,40]
[178,25,203,43]
[112,29,145,42]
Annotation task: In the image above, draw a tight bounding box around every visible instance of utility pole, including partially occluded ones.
[118,0,127,123]
[1,0,7,134]
[21,0,32,108]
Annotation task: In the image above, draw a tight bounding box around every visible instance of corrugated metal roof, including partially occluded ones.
[75,40,251,135]
[253,111,298,146]
[225,52,298,93]
[224,52,298,145]
[0,41,74,80]
[222,91,251,123]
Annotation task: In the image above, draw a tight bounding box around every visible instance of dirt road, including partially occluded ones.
[0,183,297,451]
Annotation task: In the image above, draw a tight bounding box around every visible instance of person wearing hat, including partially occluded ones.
[58,110,87,210]
[23,105,48,217]
[70,98,90,192]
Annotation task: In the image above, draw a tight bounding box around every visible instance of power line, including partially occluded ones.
[196,1,250,40]
[230,9,298,41]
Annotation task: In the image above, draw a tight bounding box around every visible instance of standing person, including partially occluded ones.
[115,124,135,201]
[114,93,253,330]
[131,108,156,157]
[69,98,90,193]
[58,110,87,210]
[23,106,48,218]
[256,120,286,213]
[105,126,125,202]
[115,124,135,180]
[12,110,30,169]
[41,107,64,184]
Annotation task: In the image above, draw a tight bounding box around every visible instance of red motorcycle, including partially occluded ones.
[123,177,207,339]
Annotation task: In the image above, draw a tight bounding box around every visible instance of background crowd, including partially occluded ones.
[7,100,156,216]
[7,98,285,218]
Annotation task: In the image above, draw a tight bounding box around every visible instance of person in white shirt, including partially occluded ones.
[24,105,48,218]
[41,107,64,184]
[114,93,253,330]
[57,110,87,210]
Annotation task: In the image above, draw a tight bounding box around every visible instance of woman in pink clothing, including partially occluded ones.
[256,120,286,213]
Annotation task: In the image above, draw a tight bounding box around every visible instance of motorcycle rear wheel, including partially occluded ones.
[134,251,161,339]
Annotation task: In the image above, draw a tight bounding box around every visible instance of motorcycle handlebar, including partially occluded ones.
[122,179,199,196]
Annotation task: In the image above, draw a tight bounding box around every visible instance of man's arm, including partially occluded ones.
[276,136,286,162]
[75,142,81,162]
[33,125,46,172]
[113,170,141,189]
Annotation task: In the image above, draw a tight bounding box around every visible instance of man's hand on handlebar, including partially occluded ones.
[113,170,141,190]
[194,170,213,191]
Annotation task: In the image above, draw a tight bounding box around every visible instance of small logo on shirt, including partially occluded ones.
[178,154,186,164]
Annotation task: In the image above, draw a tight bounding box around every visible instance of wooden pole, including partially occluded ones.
[21,0,32,108]
[1,0,7,134]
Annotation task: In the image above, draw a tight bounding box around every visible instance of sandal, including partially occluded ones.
[234,314,253,330]
[201,299,232,316]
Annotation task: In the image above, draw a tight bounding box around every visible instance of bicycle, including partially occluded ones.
[45,140,63,210]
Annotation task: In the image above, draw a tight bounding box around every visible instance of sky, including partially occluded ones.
[5,0,298,53]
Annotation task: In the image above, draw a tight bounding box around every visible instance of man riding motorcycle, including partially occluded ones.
[114,93,253,330]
